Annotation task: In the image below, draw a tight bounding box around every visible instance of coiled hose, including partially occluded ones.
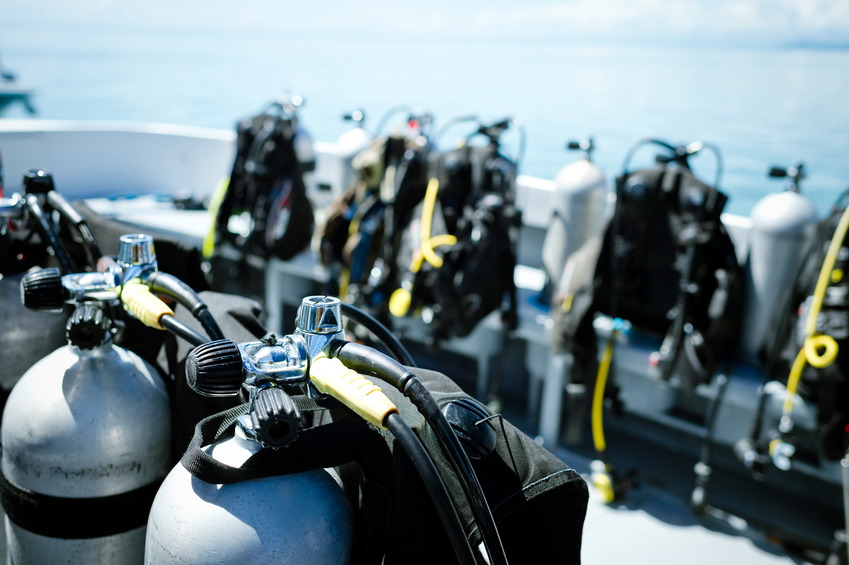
[783,203,849,417]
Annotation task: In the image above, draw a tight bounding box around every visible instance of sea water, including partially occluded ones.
[1,24,847,217]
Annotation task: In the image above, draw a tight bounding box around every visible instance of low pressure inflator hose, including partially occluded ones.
[388,177,457,317]
[309,357,397,429]
[307,355,477,565]
[121,281,208,346]
[590,318,629,504]
[774,201,849,469]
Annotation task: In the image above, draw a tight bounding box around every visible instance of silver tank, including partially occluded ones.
[738,191,818,364]
[542,158,608,289]
[1,340,171,565]
[144,420,353,565]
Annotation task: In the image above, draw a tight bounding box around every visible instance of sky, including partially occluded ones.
[3,0,849,48]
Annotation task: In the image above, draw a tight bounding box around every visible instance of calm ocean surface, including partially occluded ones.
[1,24,848,217]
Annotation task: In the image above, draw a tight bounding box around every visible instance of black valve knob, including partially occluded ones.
[66,304,109,349]
[442,398,497,460]
[21,267,65,312]
[23,169,55,195]
[186,339,244,397]
[251,387,301,449]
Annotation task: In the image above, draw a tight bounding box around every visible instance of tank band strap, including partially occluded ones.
[182,399,385,485]
[0,456,162,539]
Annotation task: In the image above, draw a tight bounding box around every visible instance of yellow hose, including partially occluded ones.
[389,179,458,318]
[592,329,618,454]
[784,203,849,416]
[420,178,456,268]
[202,177,230,259]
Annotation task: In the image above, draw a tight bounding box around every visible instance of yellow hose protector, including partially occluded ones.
[120,281,174,330]
[784,203,849,416]
[419,178,456,269]
[592,330,618,454]
[310,357,398,429]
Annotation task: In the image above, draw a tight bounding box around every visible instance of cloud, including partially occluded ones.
[3,0,848,46]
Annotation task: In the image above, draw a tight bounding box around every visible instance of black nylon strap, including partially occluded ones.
[181,399,385,485]
[0,460,162,539]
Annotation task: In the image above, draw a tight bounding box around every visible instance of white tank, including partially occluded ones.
[336,126,372,192]
[144,419,353,565]
[542,158,608,289]
[1,307,171,565]
[739,191,818,364]
[295,126,317,171]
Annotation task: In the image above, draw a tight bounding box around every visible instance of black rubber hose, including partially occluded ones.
[45,191,103,263]
[160,314,209,347]
[25,194,75,274]
[331,341,508,565]
[385,412,477,565]
[339,302,416,367]
[146,271,225,341]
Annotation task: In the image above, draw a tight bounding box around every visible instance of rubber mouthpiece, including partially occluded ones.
[21,267,64,312]
[186,339,244,397]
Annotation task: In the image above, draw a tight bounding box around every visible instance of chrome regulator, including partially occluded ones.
[186,296,348,449]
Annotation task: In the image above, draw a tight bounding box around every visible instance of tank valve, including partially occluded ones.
[185,296,349,448]
[250,386,301,449]
[66,303,110,349]
[118,233,158,283]
[23,169,55,195]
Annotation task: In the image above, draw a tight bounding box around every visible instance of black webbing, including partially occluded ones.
[0,459,162,539]
[180,398,385,485]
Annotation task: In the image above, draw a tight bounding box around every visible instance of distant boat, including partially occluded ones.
[0,78,36,115]
[0,42,35,115]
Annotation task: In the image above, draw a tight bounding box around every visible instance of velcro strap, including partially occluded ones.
[0,452,162,540]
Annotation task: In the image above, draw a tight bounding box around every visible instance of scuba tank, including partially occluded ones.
[147,296,588,565]
[1,279,170,565]
[734,163,819,473]
[0,169,104,408]
[551,138,741,502]
[1,233,224,565]
[739,162,818,365]
[206,96,315,301]
[541,138,608,293]
[388,116,523,340]
[1,302,170,565]
[317,108,434,317]
[145,296,356,565]
[741,172,849,475]
[337,109,372,194]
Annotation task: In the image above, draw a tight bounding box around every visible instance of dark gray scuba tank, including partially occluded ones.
[0,169,103,410]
